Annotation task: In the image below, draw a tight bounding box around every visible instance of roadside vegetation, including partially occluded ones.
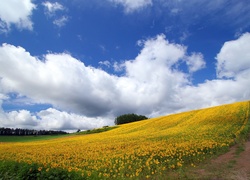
[0,101,249,179]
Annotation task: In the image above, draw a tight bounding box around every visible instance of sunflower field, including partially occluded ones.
[0,101,249,179]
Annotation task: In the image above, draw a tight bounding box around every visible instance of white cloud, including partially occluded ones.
[37,108,110,131]
[0,34,203,118]
[42,1,64,16]
[0,44,118,116]
[109,0,152,13]
[0,33,250,131]
[178,32,250,111]
[186,53,206,73]
[179,76,250,113]
[113,61,125,72]
[53,16,68,27]
[0,0,36,32]
[99,60,111,68]
[8,110,37,125]
[0,110,38,129]
[42,1,68,27]
[0,108,110,131]
[216,33,250,78]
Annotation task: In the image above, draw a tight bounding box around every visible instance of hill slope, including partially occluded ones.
[0,101,249,179]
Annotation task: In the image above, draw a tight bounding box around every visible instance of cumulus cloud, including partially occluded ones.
[0,0,36,32]
[180,75,250,113]
[0,33,250,131]
[178,33,250,111]
[0,44,117,117]
[216,33,250,78]
[37,108,110,131]
[109,0,152,13]
[0,108,110,131]
[0,34,197,118]
[5,110,38,128]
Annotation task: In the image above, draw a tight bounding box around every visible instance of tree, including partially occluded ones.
[0,127,68,136]
[114,113,148,125]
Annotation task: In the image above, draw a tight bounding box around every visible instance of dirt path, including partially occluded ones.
[231,141,250,180]
[190,139,250,180]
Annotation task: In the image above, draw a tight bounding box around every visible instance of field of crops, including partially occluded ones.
[0,101,249,179]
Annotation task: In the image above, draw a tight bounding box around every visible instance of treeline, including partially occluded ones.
[115,113,148,125]
[0,127,68,136]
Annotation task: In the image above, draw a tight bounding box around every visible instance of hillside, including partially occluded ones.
[0,101,249,179]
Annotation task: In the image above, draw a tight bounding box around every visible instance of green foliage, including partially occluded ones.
[0,134,72,143]
[0,127,67,136]
[114,113,148,125]
[0,161,85,180]
[77,126,118,135]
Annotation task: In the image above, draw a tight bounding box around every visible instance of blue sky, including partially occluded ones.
[0,0,250,131]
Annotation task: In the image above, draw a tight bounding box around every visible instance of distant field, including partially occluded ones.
[0,101,249,179]
[0,134,72,142]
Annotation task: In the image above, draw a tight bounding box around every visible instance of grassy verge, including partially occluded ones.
[0,134,73,143]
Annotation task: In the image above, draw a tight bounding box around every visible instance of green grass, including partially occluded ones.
[0,160,85,180]
[0,126,119,143]
[0,134,72,143]
[76,126,118,135]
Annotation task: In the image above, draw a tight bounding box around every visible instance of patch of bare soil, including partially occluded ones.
[190,139,250,180]
[231,141,250,180]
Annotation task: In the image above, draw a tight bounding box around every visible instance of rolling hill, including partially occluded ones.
[0,101,249,179]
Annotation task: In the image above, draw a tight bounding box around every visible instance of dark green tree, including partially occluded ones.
[114,113,148,125]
